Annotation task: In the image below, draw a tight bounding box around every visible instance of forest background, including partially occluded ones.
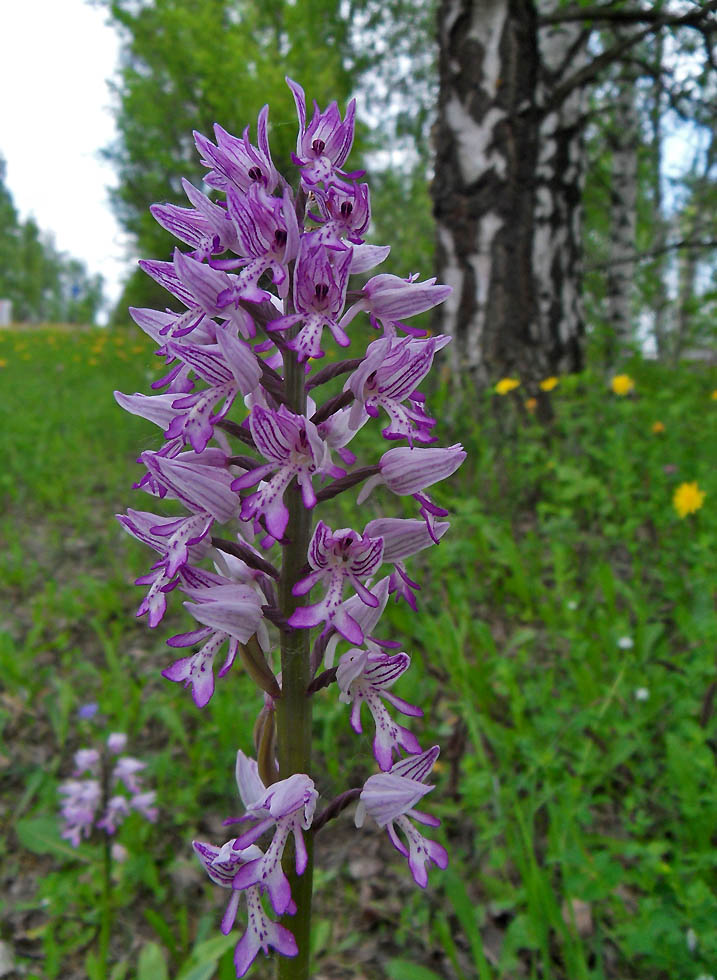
[1,1,716,979]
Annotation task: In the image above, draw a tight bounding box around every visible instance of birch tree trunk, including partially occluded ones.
[432,0,586,385]
[533,3,589,376]
[606,37,639,358]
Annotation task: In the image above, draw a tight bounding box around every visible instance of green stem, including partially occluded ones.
[275,340,314,979]
[98,831,113,978]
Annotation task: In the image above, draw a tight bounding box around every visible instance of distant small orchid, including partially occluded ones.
[59,733,157,847]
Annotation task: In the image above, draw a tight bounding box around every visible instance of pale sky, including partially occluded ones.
[0,0,130,316]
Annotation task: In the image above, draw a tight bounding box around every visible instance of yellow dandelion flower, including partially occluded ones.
[711,390,717,401]
[611,374,634,396]
[539,376,558,392]
[495,377,520,395]
[673,481,705,519]
[651,421,665,434]
[525,397,538,413]
[0,358,6,368]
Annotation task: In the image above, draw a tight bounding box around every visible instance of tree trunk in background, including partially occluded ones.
[648,33,670,358]
[432,0,586,386]
[606,39,639,358]
[533,4,589,377]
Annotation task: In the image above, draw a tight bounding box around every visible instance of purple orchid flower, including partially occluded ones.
[106,733,128,755]
[337,648,422,770]
[117,509,217,626]
[229,752,317,916]
[287,78,358,187]
[231,404,338,540]
[363,516,451,608]
[355,746,448,887]
[140,249,257,339]
[162,581,265,705]
[59,779,101,846]
[288,522,384,643]
[357,444,466,508]
[268,236,353,361]
[194,105,280,195]
[217,185,300,302]
[310,178,371,246]
[340,273,452,338]
[193,838,298,977]
[345,334,450,443]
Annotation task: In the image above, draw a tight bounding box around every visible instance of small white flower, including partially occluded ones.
[634,687,649,702]
[566,600,578,611]
[617,636,634,650]
[686,928,698,953]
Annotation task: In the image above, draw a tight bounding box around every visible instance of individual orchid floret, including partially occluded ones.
[337,648,422,770]
[117,508,216,627]
[231,405,338,540]
[192,838,298,977]
[194,105,280,195]
[363,516,451,608]
[345,335,450,443]
[139,250,256,340]
[358,444,466,506]
[113,756,146,794]
[159,330,262,453]
[287,78,358,187]
[355,746,448,887]
[288,522,384,643]
[311,179,371,246]
[59,779,101,846]
[140,450,238,523]
[231,756,318,916]
[129,791,159,823]
[163,622,240,708]
[340,273,452,338]
[106,733,127,755]
[96,795,130,835]
[150,200,225,262]
[268,237,353,361]
[74,748,101,775]
[162,582,266,705]
[153,176,242,258]
[218,186,300,301]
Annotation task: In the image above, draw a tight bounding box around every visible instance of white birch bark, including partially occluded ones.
[432,0,586,384]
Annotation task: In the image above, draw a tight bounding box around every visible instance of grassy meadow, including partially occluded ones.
[1,324,716,980]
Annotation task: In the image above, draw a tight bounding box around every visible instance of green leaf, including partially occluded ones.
[15,815,91,863]
[137,941,168,980]
[176,965,216,980]
[175,932,238,980]
[386,960,443,980]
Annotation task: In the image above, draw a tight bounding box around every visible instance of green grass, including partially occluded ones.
[1,326,715,979]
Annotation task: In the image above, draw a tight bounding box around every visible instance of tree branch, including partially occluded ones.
[586,238,717,272]
[540,2,717,111]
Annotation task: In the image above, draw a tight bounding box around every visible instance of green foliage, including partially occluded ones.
[1,329,715,978]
